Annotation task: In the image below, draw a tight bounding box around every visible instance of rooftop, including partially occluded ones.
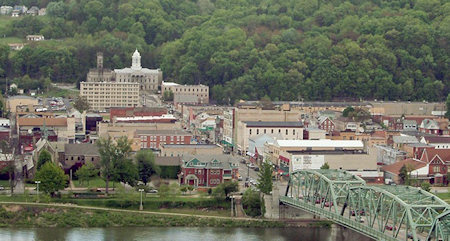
[422,136,450,144]
[162,144,220,149]
[381,158,426,175]
[276,139,364,148]
[392,135,419,144]
[18,117,67,127]
[135,129,190,136]
[64,143,99,156]
[244,121,303,128]
[154,156,182,166]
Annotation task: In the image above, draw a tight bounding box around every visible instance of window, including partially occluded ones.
[271,129,274,134]
[286,129,288,135]
[278,129,281,133]
[264,129,266,134]
[257,129,259,135]
[293,129,295,135]
[249,129,252,135]
[433,166,441,173]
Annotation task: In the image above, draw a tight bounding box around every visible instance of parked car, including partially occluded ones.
[238,175,243,181]
[148,189,158,194]
[0,186,4,190]
[385,225,396,231]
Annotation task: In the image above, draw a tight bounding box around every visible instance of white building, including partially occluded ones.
[0,6,13,15]
[26,35,45,41]
[113,49,162,92]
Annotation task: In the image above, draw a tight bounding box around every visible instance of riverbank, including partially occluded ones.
[0,203,286,228]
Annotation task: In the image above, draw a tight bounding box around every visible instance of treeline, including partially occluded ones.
[0,0,448,103]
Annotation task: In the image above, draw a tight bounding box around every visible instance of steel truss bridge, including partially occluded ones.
[280,170,450,241]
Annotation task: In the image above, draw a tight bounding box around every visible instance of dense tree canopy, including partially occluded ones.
[0,0,448,102]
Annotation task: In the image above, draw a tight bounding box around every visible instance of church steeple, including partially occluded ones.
[131,49,142,70]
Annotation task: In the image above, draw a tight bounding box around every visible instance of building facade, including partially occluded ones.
[236,121,304,154]
[179,155,239,187]
[160,144,223,157]
[80,81,140,110]
[136,129,192,149]
[161,82,209,104]
[113,50,162,91]
[86,52,113,82]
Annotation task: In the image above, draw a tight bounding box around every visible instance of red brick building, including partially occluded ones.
[179,155,239,187]
[110,107,167,122]
[317,116,335,133]
[136,129,192,150]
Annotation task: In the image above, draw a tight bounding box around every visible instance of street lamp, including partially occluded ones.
[138,189,144,211]
[35,181,41,203]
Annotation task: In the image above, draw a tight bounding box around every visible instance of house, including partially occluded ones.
[26,35,45,41]
[60,143,100,173]
[381,158,427,184]
[38,8,46,16]
[26,6,39,15]
[403,119,417,131]
[0,6,13,15]
[8,43,26,51]
[420,136,450,149]
[178,154,239,187]
[11,9,19,17]
[419,119,440,135]
[317,116,335,133]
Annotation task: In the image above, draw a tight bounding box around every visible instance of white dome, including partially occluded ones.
[133,49,141,57]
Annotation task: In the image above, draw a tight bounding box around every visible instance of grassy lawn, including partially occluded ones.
[0,180,10,187]
[0,37,24,45]
[38,87,79,99]
[436,192,450,204]
[74,178,107,188]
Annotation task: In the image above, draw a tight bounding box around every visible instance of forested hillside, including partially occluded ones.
[0,0,448,104]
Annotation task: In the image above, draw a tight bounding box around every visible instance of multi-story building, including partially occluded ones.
[136,129,192,150]
[222,109,234,148]
[6,95,38,113]
[236,121,304,153]
[160,144,223,157]
[113,50,162,92]
[17,116,75,143]
[178,155,239,187]
[161,82,209,104]
[26,35,44,41]
[110,107,167,120]
[60,143,100,172]
[80,81,140,110]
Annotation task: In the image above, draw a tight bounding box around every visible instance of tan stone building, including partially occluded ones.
[160,144,223,157]
[97,121,181,139]
[80,81,140,110]
[6,95,38,113]
[161,82,209,104]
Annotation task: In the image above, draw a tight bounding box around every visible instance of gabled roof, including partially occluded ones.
[422,136,450,144]
[318,116,333,125]
[418,148,450,163]
[64,144,99,156]
[381,158,427,175]
[420,119,439,129]
[182,154,238,169]
[392,135,419,144]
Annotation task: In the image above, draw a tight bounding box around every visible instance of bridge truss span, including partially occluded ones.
[281,169,450,241]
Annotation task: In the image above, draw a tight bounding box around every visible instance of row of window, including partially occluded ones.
[169,87,208,93]
[210,170,221,175]
[210,179,221,185]
[249,128,297,135]
[141,136,185,141]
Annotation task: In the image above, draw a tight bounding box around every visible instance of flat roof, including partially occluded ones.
[244,121,303,127]
[276,139,364,148]
[162,144,220,148]
[135,129,190,135]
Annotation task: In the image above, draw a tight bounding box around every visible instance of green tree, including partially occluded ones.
[257,160,273,195]
[136,150,160,185]
[0,140,17,194]
[342,106,355,117]
[97,137,115,194]
[212,181,238,200]
[320,162,330,169]
[35,162,68,196]
[75,162,98,185]
[242,188,263,217]
[420,182,431,192]
[37,150,52,170]
[111,136,137,186]
[163,90,174,101]
[73,95,90,113]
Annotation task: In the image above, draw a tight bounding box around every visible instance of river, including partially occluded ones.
[0,226,373,241]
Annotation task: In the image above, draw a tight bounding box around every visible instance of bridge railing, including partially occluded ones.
[280,196,398,241]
